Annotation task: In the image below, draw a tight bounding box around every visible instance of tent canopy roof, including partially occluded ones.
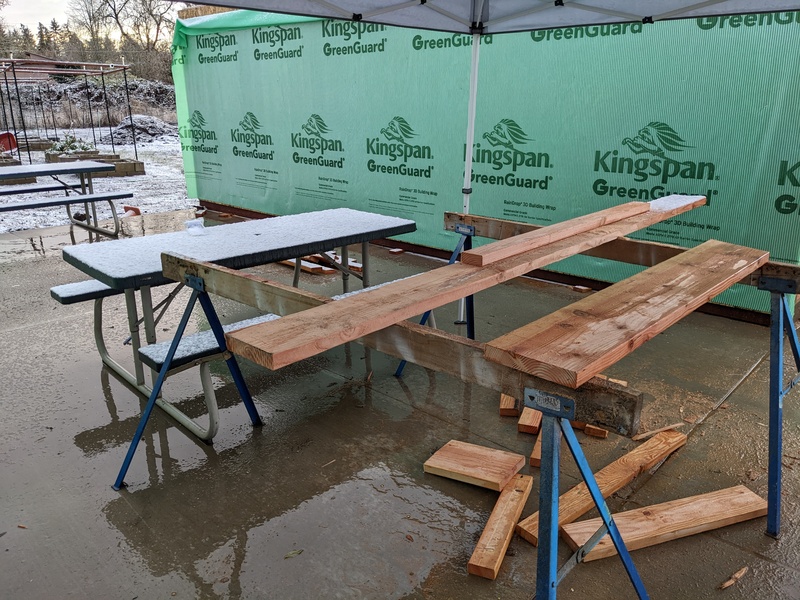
[173,0,800,34]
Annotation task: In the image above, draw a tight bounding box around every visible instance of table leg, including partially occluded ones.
[341,245,350,294]
[140,286,159,387]
[124,288,146,387]
[361,241,370,288]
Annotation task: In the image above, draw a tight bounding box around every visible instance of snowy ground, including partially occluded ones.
[0,127,192,234]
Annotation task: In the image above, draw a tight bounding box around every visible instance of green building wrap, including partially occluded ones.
[172,10,800,312]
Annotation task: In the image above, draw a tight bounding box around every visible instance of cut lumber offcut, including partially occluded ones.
[485,239,769,388]
[278,258,336,275]
[570,421,587,431]
[516,430,687,545]
[529,434,543,468]
[584,424,609,439]
[460,202,650,266]
[719,566,749,590]
[560,486,767,561]
[518,407,542,434]
[500,393,519,417]
[630,422,685,442]
[468,475,534,580]
[423,440,525,491]
[225,196,707,371]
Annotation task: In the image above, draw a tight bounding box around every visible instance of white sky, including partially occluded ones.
[4,0,70,31]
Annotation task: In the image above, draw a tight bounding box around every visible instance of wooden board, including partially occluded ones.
[162,254,646,434]
[584,424,609,439]
[444,211,800,290]
[460,202,650,266]
[499,393,519,417]
[561,486,767,561]
[518,407,542,434]
[516,430,686,545]
[485,239,769,388]
[468,475,534,580]
[226,196,706,371]
[423,440,525,491]
[529,434,543,468]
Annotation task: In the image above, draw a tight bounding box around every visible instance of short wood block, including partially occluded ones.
[561,486,767,561]
[584,424,609,439]
[517,431,686,545]
[468,475,534,580]
[499,393,519,417]
[518,407,542,434]
[424,440,525,491]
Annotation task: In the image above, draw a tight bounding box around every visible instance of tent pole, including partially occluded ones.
[456,33,481,324]
[461,32,481,215]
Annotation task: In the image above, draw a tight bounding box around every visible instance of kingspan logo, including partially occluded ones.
[196,32,239,65]
[366,117,434,179]
[592,121,719,202]
[291,114,345,169]
[468,119,552,190]
[179,110,219,154]
[231,112,274,160]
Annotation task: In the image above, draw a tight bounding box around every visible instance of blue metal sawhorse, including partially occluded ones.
[113,273,262,490]
[525,388,649,600]
[395,223,475,377]
[759,276,800,538]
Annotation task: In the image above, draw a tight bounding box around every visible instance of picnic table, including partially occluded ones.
[0,160,131,238]
[58,207,416,440]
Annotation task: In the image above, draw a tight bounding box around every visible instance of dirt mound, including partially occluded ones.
[99,115,178,144]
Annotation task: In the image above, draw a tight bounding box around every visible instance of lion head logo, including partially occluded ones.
[622,122,693,157]
[239,112,261,133]
[483,119,531,149]
[301,114,329,138]
[188,110,206,129]
[381,116,416,144]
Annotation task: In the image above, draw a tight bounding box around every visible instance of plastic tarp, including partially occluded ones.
[173,9,800,311]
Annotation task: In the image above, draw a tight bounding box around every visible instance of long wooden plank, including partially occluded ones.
[561,486,767,561]
[485,239,769,388]
[468,475,534,579]
[445,212,800,289]
[423,440,525,491]
[516,431,687,545]
[226,196,706,371]
[460,202,650,266]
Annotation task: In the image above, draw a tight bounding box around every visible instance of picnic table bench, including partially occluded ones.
[0,160,130,238]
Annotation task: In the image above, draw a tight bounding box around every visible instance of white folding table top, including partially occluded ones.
[62,208,416,289]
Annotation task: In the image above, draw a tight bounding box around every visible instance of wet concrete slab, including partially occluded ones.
[1,211,798,599]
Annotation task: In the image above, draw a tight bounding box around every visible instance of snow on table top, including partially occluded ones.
[63,208,415,289]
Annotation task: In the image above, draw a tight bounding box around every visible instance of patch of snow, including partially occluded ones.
[0,127,191,234]
[649,194,705,212]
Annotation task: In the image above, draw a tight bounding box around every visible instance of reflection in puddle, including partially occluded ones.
[227,464,481,598]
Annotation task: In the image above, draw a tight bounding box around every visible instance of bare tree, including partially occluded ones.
[67,0,111,53]
[101,0,176,52]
